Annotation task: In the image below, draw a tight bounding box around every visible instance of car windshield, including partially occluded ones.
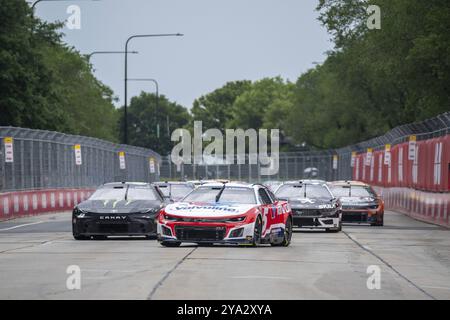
[127,186,158,201]
[275,184,332,200]
[89,185,158,201]
[171,185,193,198]
[89,186,126,200]
[183,187,256,204]
[330,185,375,198]
[159,184,193,199]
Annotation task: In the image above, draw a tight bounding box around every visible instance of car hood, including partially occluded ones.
[288,198,333,209]
[339,196,376,206]
[164,202,255,218]
[77,199,162,214]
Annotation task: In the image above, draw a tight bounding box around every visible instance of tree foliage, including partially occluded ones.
[1,0,449,155]
[0,0,118,141]
[117,92,191,155]
[191,80,252,131]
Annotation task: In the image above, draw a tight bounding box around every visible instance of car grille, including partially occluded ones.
[342,205,378,210]
[293,217,316,227]
[292,209,322,217]
[97,223,128,233]
[175,226,226,241]
[342,212,368,223]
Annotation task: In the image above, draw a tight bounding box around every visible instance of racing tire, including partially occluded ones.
[371,219,384,227]
[251,216,262,247]
[160,241,182,247]
[271,217,293,247]
[326,221,342,233]
[73,234,89,240]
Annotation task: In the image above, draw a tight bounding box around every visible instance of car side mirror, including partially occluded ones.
[277,197,288,202]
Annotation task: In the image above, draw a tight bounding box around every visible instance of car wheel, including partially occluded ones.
[161,241,181,247]
[271,217,293,247]
[251,216,262,247]
[73,234,89,240]
[372,219,384,226]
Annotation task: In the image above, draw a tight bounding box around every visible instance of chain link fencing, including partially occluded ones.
[160,112,450,183]
[2,112,449,190]
[0,127,160,192]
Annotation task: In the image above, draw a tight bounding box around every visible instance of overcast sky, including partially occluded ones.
[33,0,332,108]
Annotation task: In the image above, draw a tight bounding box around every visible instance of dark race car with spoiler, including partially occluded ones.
[157,182,293,247]
[274,180,342,232]
[72,182,168,240]
[328,181,384,226]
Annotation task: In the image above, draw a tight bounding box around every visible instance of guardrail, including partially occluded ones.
[374,187,450,228]
[0,188,94,221]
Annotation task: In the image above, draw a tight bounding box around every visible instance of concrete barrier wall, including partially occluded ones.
[0,188,94,221]
[353,134,450,192]
[374,187,450,228]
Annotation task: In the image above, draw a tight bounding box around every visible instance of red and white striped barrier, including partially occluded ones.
[374,187,450,228]
[0,188,94,221]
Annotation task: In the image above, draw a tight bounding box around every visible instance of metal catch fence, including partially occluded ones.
[0,127,160,192]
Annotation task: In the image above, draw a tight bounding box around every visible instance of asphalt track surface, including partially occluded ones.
[0,211,449,300]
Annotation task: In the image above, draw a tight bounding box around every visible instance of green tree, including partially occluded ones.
[118,92,191,155]
[316,0,450,125]
[0,0,118,142]
[191,80,251,131]
[0,0,66,130]
[227,77,294,130]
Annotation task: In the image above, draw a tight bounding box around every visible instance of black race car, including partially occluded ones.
[274,180,342,232]
[72,182,168,240]
[328,181,384,226]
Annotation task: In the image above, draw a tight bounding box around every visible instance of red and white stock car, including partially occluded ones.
[157,183,293,247]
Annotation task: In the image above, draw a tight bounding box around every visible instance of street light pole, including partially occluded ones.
[123,33,183,145]
[31,0,100,11]
[86,51,138,62]
[127,78,159,109]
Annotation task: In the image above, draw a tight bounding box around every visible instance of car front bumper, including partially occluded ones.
[292,216,340,229]
[157,221,256,244]
[341,209,382,224]
[73,216,157,236]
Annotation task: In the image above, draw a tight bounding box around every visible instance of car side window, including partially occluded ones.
[266,189,277,203]
[258,188,272,205]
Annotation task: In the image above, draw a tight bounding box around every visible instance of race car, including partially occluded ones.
[72,182,168,240]
[157,182,293,247]
[328,181,384,226]
[274,180,342,232]
[154,181,195,202]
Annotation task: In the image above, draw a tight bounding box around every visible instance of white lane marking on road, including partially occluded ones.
[231,276,291,280]
[0,221,44,231]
